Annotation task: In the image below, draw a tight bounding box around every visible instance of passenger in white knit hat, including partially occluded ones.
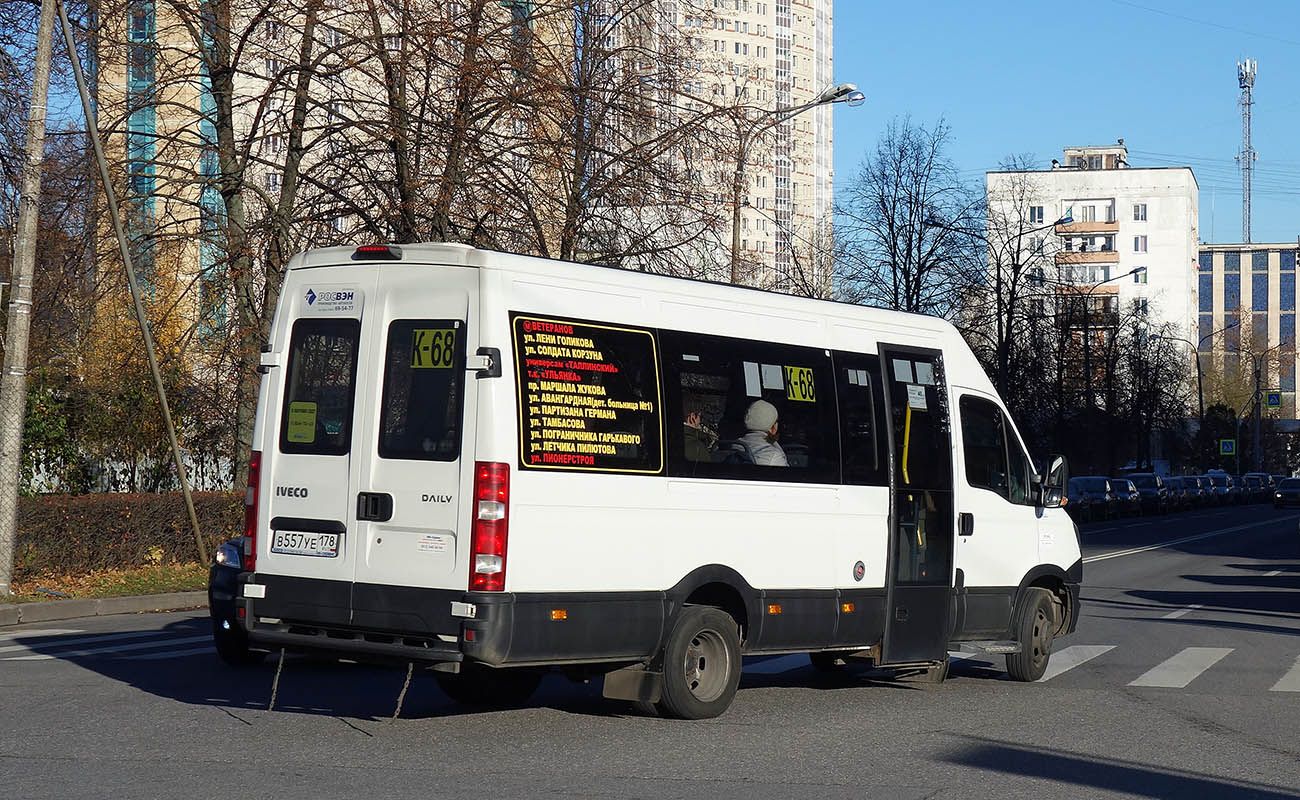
[739,399,788,466]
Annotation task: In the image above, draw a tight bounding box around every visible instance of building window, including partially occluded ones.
[1133,235,1148,253]
[1028,206,1043,224]
[1132,298,1149,315]
[1081,205,1096,222]
[1282,314,1296,347]
[1198,314,1213,352]
[1282,251,1296,271]
[1105,204,1116,223]
[1252,250,1269,271]
[1199,251,1214,271]
[1253,313,1269,351]
[1224,274,1240,311]
[1198,274,1213,313]
[1253,276,1269,312]
[1281,274,1295,312]
[1224,251,1240,272]
[1134,268,1147,284]
[1133,203,1147,221]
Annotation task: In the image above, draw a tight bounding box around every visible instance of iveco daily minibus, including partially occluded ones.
[208,243,1081,719]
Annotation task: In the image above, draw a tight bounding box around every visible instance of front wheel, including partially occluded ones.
[1006,588,1056,682]
[655,606,742,720]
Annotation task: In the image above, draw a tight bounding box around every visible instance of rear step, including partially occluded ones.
[249,621,464,667]
[956,640,1022,655]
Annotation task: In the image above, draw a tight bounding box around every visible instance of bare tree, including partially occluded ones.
[836,117,983,316]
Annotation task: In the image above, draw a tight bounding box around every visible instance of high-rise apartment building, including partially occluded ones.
[986,142,1199,361]
[685,0,834,291]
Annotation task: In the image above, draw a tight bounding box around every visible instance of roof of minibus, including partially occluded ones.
[288,243,990,391]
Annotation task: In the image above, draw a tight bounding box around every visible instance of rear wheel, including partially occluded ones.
[435,664,545,707]
[655,606,742,720]
[1006,588,1056,682]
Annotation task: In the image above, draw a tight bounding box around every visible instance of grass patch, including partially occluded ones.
[2,563,208,604]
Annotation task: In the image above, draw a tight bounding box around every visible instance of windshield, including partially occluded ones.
[1210,476,1228,487]
[1131,476,1156,488]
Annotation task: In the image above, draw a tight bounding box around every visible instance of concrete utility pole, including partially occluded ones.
[0,0,58,596]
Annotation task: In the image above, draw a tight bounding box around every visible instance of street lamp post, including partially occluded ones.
[729,83,864,284]
[1153,319,1241,426]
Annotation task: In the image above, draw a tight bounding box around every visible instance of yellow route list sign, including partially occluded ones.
[412,328,455,368]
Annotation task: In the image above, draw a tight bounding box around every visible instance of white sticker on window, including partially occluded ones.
[907,384,927,410]
[892,359,913,383]
[682,353,700,362]
[915,363,935,386]
[760,363,785,391]
[743,361,761,397]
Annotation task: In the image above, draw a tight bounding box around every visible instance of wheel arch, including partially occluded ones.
[665,565,758,646]
[1016,561,1080,637]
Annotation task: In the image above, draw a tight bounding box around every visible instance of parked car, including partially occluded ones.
[1244,472,1275,497]
[1274,477,1300,508]
[1202,473,1230,505]
[1241,474,1269,504]
[1068,476,1115,522]
[1127,474,1169,514]
[1111,478,1143,516]
[1176,475,1204,508]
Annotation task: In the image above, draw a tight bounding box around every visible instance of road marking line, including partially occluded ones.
[1128,647,1233,688]
[0,628,82,642]
[0,628,178,655]
[3,635,211,661]
[1270,656,1300,692]
[1084,516,1299,563]
[123,646,215,661]
[1037,645,1115,682]
[1162,604,1203,619]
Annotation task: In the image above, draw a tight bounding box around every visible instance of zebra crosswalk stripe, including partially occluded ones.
[0,628,82,642]
[4,634,212,661]
[0,629,177,655]
[1270,655,1300,692]
[1128,647,1233,688]
[1037,645,1116,682]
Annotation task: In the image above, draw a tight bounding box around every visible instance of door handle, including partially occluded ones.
[357,492,393,522]
[958,512,975,537]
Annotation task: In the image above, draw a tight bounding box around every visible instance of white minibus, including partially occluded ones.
[209,243,1082,719]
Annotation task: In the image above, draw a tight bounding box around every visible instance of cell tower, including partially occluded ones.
[1237,58,1257,243]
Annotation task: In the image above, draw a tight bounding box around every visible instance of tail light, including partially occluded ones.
[243,450,261,571]
[470,461,509,591]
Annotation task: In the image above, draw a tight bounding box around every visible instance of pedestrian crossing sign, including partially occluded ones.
[1267,391,1281,408]
[1220,439,1236,455]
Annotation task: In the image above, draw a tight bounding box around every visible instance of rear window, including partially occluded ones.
[378,319,466,461]
[279,318,361,455]
[1131,476,1156,488]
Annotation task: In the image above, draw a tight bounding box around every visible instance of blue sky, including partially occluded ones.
[831,0,1300,244]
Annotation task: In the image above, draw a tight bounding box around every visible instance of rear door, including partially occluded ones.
[349,263,479,634]
[260,268,375,626]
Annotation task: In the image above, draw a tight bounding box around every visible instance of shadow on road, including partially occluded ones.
[941,735,1300,799]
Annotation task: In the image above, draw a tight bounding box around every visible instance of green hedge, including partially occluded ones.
[15,491,242,579]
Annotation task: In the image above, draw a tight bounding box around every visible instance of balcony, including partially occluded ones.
[1057,220,1120,235]
[1056,250,1120,265]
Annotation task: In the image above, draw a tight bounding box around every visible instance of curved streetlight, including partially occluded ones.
[730,83,865,284]
[1152,319,1240,425]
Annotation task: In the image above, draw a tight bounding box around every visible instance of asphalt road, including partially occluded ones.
[1,503,1298,799]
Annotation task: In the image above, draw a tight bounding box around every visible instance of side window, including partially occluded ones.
[378,319,465,461]
[512,314,664,474]
[663,329,838,483]
[279,318,361,456]
[960,396,1008,497]
[835,353,887,486]
[960,395,1034,505]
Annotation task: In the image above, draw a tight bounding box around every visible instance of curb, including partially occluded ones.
[0,591,208,627]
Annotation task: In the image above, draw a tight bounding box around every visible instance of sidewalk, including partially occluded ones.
[0,591,207,627]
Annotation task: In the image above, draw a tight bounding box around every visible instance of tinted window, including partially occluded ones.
[1080,478,1107,491]
[662,329,838,483]
[1281,479,1300,489]
[835,353,887,487]
[1131,475,1156,488]
[513,314,663,474]
[279,318,361,456]
[378,319,465,461]
[961,396,1007,497]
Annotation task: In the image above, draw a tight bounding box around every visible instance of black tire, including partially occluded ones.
[1005,588,1056,682]
[435,664,545,707]
[212,618,265,666]
[655,606,742,720]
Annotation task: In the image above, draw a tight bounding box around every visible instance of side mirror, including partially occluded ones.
[1040,454,1069,508]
